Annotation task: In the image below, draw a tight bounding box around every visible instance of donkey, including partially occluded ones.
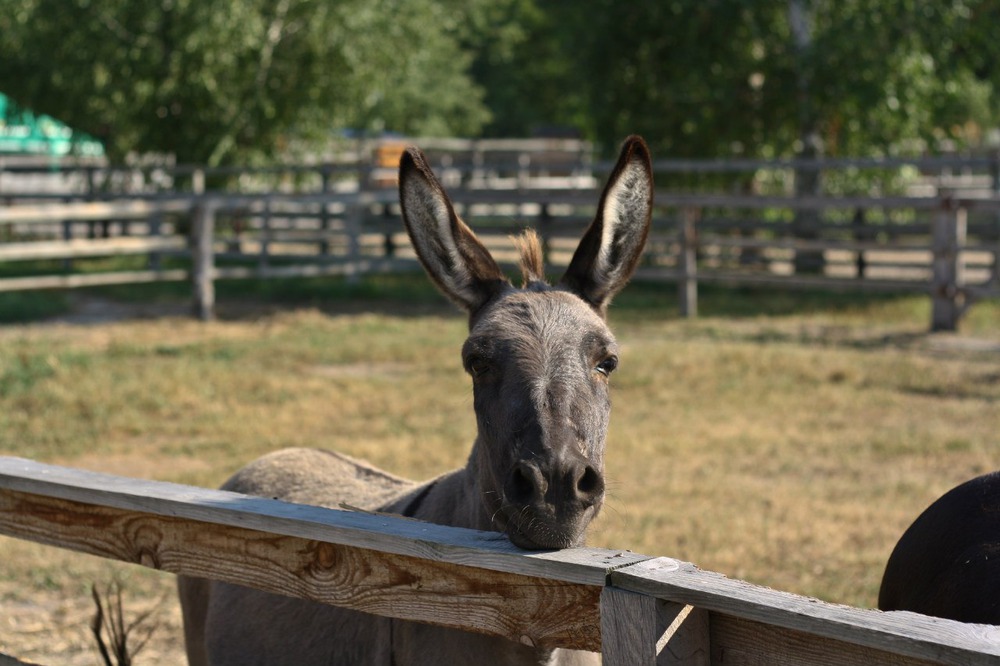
[178,136,653,665]
[878,470,1000,624]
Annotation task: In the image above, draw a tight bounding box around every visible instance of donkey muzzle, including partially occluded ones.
[501,451,605,549]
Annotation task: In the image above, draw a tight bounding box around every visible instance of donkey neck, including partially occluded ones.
[386,446,493,532]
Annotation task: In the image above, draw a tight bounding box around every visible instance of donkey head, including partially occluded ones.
[399,137,652,549]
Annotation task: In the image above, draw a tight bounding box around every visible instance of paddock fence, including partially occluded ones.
[0,456,997,665]
[0,187,998,330]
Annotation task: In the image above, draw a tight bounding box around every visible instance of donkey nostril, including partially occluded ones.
[576,466,604,500]
[508,465,536,504]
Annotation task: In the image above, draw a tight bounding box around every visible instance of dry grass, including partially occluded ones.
[0,282,998,663]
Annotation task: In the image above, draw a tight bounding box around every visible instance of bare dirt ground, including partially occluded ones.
[1,577,183,666]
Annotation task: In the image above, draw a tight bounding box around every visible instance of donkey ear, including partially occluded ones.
[399,147,510,313]
[560,135,653,316]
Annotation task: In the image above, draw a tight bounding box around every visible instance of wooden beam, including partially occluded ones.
[0,487,602,651]
[191,204,215,321]
[610,558,1000,666]
[0,269,189,292]
[657,602,710,665]
[1,458,999,663]
[678,208,698,318]
[601,587,659,665]
[931,202,968,331]
[600,588,710,665]
[0,199,192,223]
[0,236,186,261]
[0,457,649,587]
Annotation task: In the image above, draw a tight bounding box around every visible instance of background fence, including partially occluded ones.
[2,141,1000,330]
[0,456,997,665]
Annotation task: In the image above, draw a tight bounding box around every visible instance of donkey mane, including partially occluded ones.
[512,229,546,287]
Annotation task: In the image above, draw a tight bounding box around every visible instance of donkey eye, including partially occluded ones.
[467,357,492,379]
[595,355,618,376]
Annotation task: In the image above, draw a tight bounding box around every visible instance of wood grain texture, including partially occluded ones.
[599,591,712,665]
[611,558,1000,666]
[0,457,649,586]
[0,487,602,652]
[3,458,1000,663]
[601,587,658,666]
[657,602,710,665]
[710,614,942,666]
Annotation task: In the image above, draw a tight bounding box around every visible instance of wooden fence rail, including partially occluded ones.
[0,457,997,665]
[0,191,998,330]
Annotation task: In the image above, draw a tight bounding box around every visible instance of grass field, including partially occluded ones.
[0,275,998,664]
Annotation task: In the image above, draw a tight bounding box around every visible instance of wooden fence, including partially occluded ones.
[0,456,997,665]
[0,137,596,200]
[1,188,998,329]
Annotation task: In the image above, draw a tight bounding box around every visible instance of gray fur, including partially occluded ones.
[178,137,653,665]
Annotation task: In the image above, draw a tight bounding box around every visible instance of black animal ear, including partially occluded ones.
[399,148,510,313]
[560,135,653,317]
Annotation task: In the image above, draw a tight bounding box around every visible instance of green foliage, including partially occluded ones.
[473,0,1000,159]
[0,0,492,164]
[0,1,996,163]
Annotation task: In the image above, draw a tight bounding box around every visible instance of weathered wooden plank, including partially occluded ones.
[0,487,601,652]
[635,267,931,294]
[0,199,192,223]
[600,590,711,665]
[611,558,1000,666]
[0,269,189,293]
[0,457,649,586]
[191,204,215,321]
[678,208,698,318]
[657,602,710,665]
[0,236,186,261]
[211,257,421,281]
[1,458,999,662]
[931,204,968,331]
[709,614,942,666]
[601,587,659,665]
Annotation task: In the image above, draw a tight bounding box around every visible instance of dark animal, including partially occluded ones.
[878,470,1000,624]
[178,136,653,665]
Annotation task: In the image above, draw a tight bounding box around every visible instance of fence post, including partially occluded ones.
[600,587,710,665]
[990,149,1000,284]
[61,195,74,273]
[320,165,332,256]
[192,168,205,195]
[930,196,967,332]
[538,203,552,269]
[148,210,163,272]
[602,587,657,665]
[679,208,698,318]
[191,203,216,321]
[851,207,867,278]
[258,197,272,272]
[346,195,362,284]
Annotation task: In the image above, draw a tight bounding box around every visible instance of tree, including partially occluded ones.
[473,0,1000,161]
[0,0,492,165]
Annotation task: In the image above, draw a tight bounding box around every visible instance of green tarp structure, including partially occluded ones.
[0,93,104,157]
